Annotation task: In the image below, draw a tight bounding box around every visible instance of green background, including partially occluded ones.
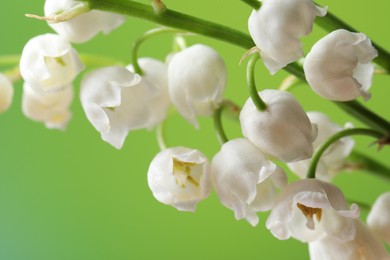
[0,0,389,259]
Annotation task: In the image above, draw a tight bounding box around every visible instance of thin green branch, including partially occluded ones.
[307,128,388,179]
[156,122,168,150]
[213,106,229,145]
[0,55,20,66]
[247,53,267,111]
[346,150,390,181]
[241,0,261,10]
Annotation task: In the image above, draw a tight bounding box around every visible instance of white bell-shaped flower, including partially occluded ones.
[0,74,14,113]
[80,63,170,149]
[304,29,378,101]
[211,138,287,226]
[22,82,73,130]
[309,220,390,260]
[266,179,360,243]
[19,33,84,93]
[288,112,355,181]
[147,147,212,212]
[44,0,125,43]
[168,44,227,127]
[248,0,327,74]
[367,192,390,245]
[240,89,317,162]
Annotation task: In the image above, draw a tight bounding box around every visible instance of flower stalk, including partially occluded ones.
[246,53,267,111]
[213,106,229,145]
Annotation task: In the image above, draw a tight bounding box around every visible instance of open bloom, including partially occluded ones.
[248,0,327,74]
[309,220,390,260]
[0,74,14,113]
[19,33,84,93]
[367,192,390,245]
[80,64,170,149]
[22,83,73,130]
[147,147,212,212]
[266,179,360,243]
[211,138,287,226]
[240,89,317,162]
[304,29,378,101]
[44,0,125,43]
[168,44,226,127]
[288,112,355,181]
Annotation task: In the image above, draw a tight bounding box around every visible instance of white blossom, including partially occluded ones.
[266,179,360,243]
[22,82,73,130]
[147,147,212,212]
[309,220,390,260]
[240,89,317,162]
[0,74,14,113]
[211,138,287,226]
[44,0,125,43]
[19,33,84,93]
[168,44,227,127]
[80,63,170,149]
[248,0,327,74]
[288,112,355,181]
[304,29,378,101]
[367,192,390,245]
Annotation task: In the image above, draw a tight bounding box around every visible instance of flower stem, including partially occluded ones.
[307,128,388,179]
[240,0,261,10]
[247,53,267,111]
[213,105,229,145]
[346,150,390,181]
[0,55,20,66]
[79,53,125,67]
[156,122,168,150]
[132,27,186,75]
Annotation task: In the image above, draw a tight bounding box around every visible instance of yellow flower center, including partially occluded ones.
[297,203,322,230]
[173,158,200,188]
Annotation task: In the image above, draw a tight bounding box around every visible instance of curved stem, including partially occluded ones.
[132,27,186,75]
[307,128,387,179]
[346,150,390,181]
[241,0,260,10]
[247,53,267,111]
[213,106,229,145]
[156,122,168,150]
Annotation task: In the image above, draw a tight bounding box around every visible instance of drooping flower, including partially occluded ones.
[248,0,327,74]
[240,89,317,162]
[44,0,125,43]
[367,192,390,245]
[0,74,14,113]
[287,112,355,181]
[309,220,390,260]
[147,147,212,212]
[304,29,378,101]
[167,44,227,127]
[19,33,84,93]
[266,179,360,243]
[211,138,287,226]
[22,82,73,130]
[80,63,170,149]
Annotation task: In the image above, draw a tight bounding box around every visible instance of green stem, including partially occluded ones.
[346,150,390,181]
[156,122,168,150]
[241,0,261,10]
[79,53,125,67]
[213,106,229,145]
[132,27,186,75]
[307,128,388,179]
[0,55,20,66]
[247,53,267,111]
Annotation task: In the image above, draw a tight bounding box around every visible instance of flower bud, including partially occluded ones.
[22,83,73,130]
[287,112,354,181]
[19,33,84,93]
[211,138,287,226]
[147,147,212,212]
[168,44,227,127]
[248,0,327,74]
[240,89,317,162]
[0,74,14,113]
[367,192,390,245]
[44,0,125,43]
[304,29,378,101]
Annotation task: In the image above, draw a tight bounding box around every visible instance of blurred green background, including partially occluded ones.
[0,0,389,259]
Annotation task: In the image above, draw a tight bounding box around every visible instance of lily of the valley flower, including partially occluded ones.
[304,29,378,101]
[211,138,287,226]
[19,33,84,93]
[80,63,170,149]
[309,220,390,260]
[167,44,227,127]
[240,89,317,162]
[0,74,14,113]
[367,192,390,245]
[248,0,327,74]
[266,179,360,243]
[147,147,212,212]
[22,83,73,130]
[44,0,125,43]
[288,112,355,181]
